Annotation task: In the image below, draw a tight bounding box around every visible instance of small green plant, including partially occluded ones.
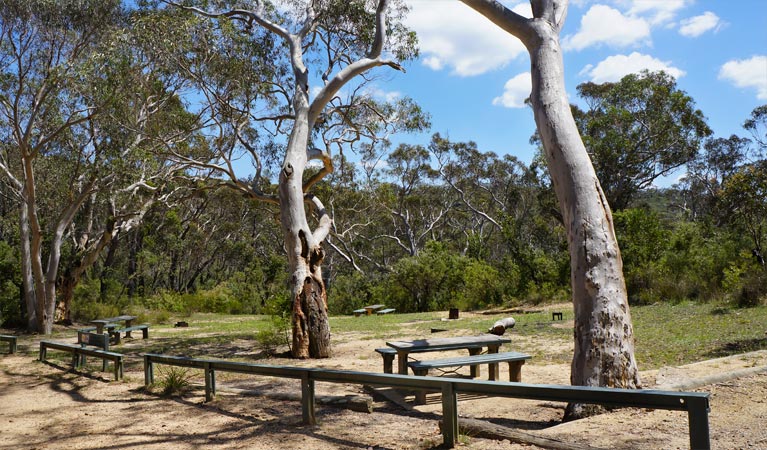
[157,366,192,396]
[256,314,291,356]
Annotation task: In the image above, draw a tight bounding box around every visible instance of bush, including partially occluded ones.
[0,242,21,327]
[327,272,382,315]
[156,366,193,396]
[722,255,767,307]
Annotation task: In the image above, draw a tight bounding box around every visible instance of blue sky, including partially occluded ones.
[373,0,767,186]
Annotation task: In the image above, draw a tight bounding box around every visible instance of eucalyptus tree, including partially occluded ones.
[159,0,420,358]
[0,0,124,332]
[0,0,192,332]
[681,135,751,222]
[460,0,640,418]
[574,71,711,210]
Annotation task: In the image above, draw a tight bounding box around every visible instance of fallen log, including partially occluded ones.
[488,317,516,335]
[441,417,607,450]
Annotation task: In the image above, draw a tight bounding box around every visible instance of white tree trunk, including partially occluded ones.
[462,0,640,418]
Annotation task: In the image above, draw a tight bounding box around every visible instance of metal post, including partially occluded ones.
[687,396,711,450]
[441,382,458,448]
[204,362,214,402]
[301,372,316,425]
[144,355,153,385]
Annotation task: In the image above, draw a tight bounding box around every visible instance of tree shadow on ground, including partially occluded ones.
[705,337,767,358]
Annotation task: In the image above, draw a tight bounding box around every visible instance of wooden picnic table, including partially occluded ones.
[386,334,511,376]
[363,304,385,315]
[90,315,137,334]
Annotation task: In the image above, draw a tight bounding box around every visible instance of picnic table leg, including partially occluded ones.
[397,350,409,375]
[508,361,525,382]
[413,368,429,404]
[95,324,104,334]
[487,344,501,380]
[382,353,394,374]
[468,348,481,378]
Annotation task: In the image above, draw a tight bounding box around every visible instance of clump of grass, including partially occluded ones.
[157,366,192,396]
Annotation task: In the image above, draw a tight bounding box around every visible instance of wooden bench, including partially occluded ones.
[110,324,150,344]
[77,331,111,371]
[377,308,396,315]
[552,312,563,320]
[408,351,532,404]
[353,308,367,317]
[39,341,123,381]
[0,334,17,354]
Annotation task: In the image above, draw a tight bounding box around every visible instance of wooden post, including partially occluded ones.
[301,372,316,425]
[509,361,524,382]
[396,350,408,375]
[39,342,46,362]
[441,382,458,448]
[382,353,394,374]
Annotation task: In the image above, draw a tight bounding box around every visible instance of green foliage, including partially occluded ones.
[255,315,290,356]
[0,242,21,326]
[722,254,767,307]
[328,272,380,316]
[384,242,506,313]
[156,366,192,396]
[574,70,712,209]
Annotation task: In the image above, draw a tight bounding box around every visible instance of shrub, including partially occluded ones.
[156,366,193,396]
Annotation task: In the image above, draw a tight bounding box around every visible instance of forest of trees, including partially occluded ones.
[0,1,765,333]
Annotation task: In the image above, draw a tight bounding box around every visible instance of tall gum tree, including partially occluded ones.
[461,0,641,419]
[168,0,417,358]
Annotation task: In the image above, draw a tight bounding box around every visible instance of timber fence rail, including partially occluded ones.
[142,353,710,449]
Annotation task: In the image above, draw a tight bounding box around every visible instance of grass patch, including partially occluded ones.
[84,302,767,372]
[632,302,767,369]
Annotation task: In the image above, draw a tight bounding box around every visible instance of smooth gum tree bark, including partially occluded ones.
[461,0,641,419]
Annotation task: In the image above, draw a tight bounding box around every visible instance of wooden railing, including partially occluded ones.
[143,353,710,449]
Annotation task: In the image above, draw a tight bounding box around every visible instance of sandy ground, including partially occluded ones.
[1,313,766,450]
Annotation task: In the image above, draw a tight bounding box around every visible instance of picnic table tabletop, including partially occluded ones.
[90,316,137,333]
[386,334,511,351]
[364,304,385,311]
[90,315,136,324]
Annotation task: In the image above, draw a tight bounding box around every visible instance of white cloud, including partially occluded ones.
[562,5,651,51]
[719,56,767,100]
[366,87,402,103]
[581,52,686,83]
[678,12,722,37]
[405,1,530,77]
[492,72,532,108]
[625,0,690,25]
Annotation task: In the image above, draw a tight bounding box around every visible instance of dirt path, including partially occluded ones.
[1,327,766,449]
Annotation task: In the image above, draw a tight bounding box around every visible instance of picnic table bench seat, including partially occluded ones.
[110,324,150,344]
[376,308,396,315]
[39,340,123,381]
[353,308,367,317]
[408,351,532,404]
[0,334,17,354]
[407,351,531,380]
